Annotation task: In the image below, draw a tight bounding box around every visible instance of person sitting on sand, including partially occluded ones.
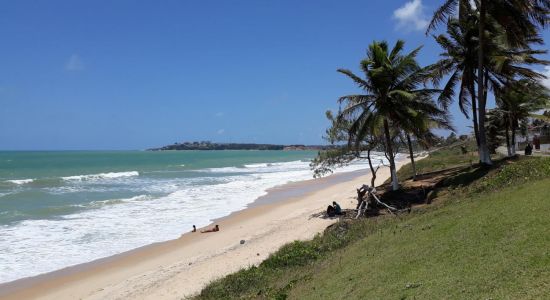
[525,143,533,155]
[332,201,343,215]
[192,225,196,232]
[201,224,219,233]
[326,205,336,217]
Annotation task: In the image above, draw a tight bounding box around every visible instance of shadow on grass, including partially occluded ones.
[378,156,517,210]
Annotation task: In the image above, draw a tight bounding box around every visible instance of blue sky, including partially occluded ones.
[1,0,549,150]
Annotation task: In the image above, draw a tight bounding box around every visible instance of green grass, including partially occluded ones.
[397,143,480,180]
[194,156,550,300]
[288,179,550,299]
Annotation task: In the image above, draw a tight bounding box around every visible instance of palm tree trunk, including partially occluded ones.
[469,81,480,147]
[511,124,517,154]
[476,0,492,165]
[505,126,512,157]
[367,148,376,187]
[383,119,399,191]
[406,134,417,181]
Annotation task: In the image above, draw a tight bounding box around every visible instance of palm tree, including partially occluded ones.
[485,109,507,154]
[495,80,550,155]
[403,111,454,180]
[432,10,480,146]
[433,11,548,142]
[336,40,447,191]
[428,0,550,165]
[311,110,384,186]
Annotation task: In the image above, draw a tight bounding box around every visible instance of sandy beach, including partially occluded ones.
[0,161,405,300]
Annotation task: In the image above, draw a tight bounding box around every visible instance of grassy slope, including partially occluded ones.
[397,141,482,181]
[289,179,550,299]
[195,153,550,300]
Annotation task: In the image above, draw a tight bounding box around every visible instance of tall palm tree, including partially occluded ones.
[428,0,550,165]
[433,10,549,146]
[432,11,480,146]
[336,40,447,191]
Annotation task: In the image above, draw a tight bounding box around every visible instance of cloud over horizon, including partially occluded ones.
[393,0,429,32]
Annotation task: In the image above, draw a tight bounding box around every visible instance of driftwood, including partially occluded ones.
[355,186,398,219]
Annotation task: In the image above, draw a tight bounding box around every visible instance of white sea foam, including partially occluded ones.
[197,166,247,173]
[243,162,270,168]
[202,160,307,174]
[87,195,151,208]
[0,155,402,284]
[61,171,139,182]
[6,179,34,185]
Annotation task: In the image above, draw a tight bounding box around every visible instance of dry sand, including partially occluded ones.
[0,161,405,300]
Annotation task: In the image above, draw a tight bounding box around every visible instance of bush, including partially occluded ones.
[468,157,550,193]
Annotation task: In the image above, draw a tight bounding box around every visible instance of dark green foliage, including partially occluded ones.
[467,157,550,193]
[261,241,321,269]
[149,142,332,151]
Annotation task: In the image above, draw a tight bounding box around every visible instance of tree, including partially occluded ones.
[428,0,550,165]
[495,80,550,155]
[485,109,506,154]
[432,6,480,146]
[310,110,384,188]
[336,40,447,191]
[402,109,454,180]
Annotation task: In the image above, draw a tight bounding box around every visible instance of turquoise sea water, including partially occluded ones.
[0,150,330,283]
[0,150,315,225]
[0,150,386,284]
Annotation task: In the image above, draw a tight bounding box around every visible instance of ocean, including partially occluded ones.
[0,150,387,283]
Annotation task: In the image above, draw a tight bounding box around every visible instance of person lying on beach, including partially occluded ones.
[201,224,219,233]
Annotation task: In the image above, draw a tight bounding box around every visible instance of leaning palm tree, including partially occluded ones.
[336,40,446,191]
[428,0,550,165]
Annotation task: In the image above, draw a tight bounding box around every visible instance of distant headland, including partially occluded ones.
[148,141,332,151]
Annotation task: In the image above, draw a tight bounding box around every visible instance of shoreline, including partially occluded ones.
[0,159,406,300]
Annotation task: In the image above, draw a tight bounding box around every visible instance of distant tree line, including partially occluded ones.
[149,142,333,151]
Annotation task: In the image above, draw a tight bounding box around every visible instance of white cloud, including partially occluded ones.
[217,129,225,135]
[65,54,84,71]
[393,0,429,32]
[540,66,550,90]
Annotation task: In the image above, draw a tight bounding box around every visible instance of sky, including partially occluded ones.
[1,0,549,150]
